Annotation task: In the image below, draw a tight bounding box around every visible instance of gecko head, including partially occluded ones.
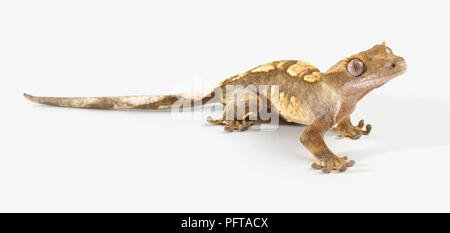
[325,42,407,96]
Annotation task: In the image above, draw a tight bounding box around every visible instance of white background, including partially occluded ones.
[1,0,449,212]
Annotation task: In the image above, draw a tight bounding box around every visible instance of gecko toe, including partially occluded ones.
[311,163,323,170]
[322,168,331,173]
[335,118,372,140]
[363,124,372,135]
[224,125,233,132]
[347,160,356,167]
[357,120,365,128]
[312,156,354,173]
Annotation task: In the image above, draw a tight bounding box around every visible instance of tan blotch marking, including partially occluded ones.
[303,71,322,83]
[277,93,311,124]
[251,63,275,73]
[275,60,289,69]
[230,72,248,82]
[230,61,289,82]
[286,61,319,79]
[290,96,299,104]
[278,92,312,124]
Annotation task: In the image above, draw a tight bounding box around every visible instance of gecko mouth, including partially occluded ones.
[344,68,406,93]
[373,68,406,85]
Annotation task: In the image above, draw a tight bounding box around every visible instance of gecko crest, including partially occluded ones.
[344,55,367,69]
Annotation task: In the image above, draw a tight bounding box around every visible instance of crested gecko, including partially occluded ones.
[24,42,407,173]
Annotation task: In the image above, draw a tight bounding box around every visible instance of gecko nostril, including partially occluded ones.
[390,63,396,68]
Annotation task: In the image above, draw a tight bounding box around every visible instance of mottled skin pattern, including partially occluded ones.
[25,43,406,173]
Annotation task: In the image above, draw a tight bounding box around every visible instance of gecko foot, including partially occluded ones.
[311,156,355,173]
[334,119,372,140]
[207,116,255,132]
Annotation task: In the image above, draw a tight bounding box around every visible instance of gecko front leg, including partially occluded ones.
[334,117,372,139]
[300,117,355,173]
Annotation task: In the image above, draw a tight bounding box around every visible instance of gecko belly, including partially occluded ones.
[276,92,314,125]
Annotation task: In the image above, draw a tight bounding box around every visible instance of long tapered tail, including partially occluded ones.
[24,88,219,110]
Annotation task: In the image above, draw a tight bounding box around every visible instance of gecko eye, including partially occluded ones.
[347,58,365,77]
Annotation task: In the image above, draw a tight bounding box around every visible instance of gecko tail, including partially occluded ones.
[24,89,218,110]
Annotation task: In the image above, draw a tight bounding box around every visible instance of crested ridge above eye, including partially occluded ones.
[385,47,393,54]
[347,58,365,77]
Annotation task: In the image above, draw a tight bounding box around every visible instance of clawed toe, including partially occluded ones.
[335,118,372,139]
[224,125,233,132]
[311,157,355,173]
[224,121,254,132]
[363,124,372,135]
[356,120,371,136]
[311,160,324,170]
[207,116,224,125]
[207,116,255,132]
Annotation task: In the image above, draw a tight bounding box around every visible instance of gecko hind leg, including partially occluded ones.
[206,91,260,132]
[334,117,372,140]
